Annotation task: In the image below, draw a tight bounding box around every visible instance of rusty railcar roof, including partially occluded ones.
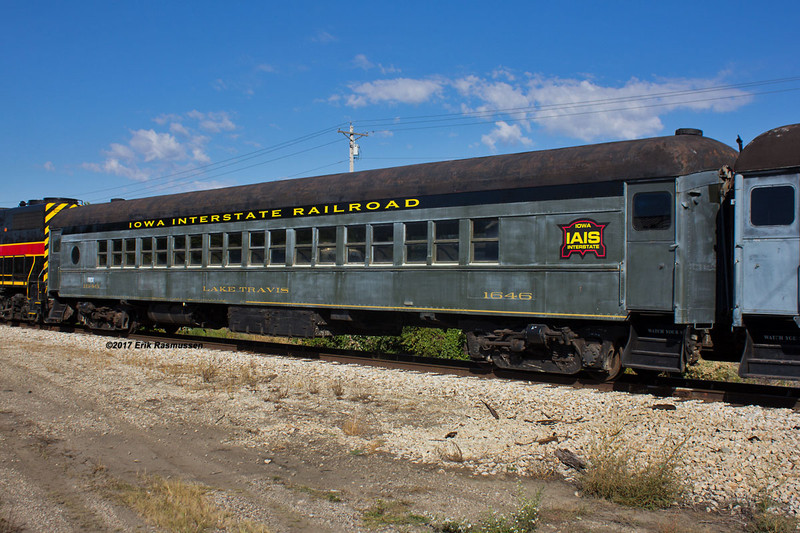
[53,133,736,229]
[735,123,800,174]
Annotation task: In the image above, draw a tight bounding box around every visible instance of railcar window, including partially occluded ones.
[123,239,136,267]
[371,224,393,264]
[295,229,312,265]
[317,227,337,265]
[471,218,499,263]
[404,221,428,264]
[633,192,671,231]
[346,225,366,264]
[141,238,153,266]
[188,235,203,266]
[97,240,108,267]
[227,232,242,265]
[155,237,168,267]
[173,235,187,266]
[434,220,459,263]
[249,231,265,266]
[111,239,123,267]
[209,233,223,266]
[751,186,795,226]
[269,229,286,266]
[71,246,80,265]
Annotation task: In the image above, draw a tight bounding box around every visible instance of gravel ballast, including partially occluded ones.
[1,324,798,526]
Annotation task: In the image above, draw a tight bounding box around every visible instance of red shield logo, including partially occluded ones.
[560,219,607,259]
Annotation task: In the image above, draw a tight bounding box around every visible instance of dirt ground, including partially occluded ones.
[0,329,756,532]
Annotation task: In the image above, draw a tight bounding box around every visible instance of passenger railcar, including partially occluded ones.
[729,124,800,379]
[46,129,737,379]
[4,124,798,381]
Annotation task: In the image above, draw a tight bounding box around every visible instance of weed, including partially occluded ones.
[0,506,24,533]
[362,499,429,527]
[434,493,541,532]
[330,378,345,399]
[113,474,269,533]
[198,360,220,383]
[342,410,370,436]
[744,498,799,533]
[437,440,464,462]
[580,428,685,509]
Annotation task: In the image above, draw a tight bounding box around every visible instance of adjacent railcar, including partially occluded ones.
[0,199,79,321]
[729,124,800,379]
[47,130,737,378]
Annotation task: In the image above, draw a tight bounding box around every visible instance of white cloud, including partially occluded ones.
[188,110,236,133]
[43,161,55,172]
[84,109,235,182]
[481,121,533,151]
[346,78,444,107]
[337,69,752,142]
[313,30,337,43]
[129,129,186,162]
[352,54,399,74]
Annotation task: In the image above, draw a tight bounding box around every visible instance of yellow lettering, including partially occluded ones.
[210,215,220,222]
[156,220,165,226]
[349,203,361,212]
[386,200,399,208]
[272,209,282,218]
[309,207,320,215]
[587,231,600,244]
[333,204,344,213]
[405,198,420,208]
[223,214,232,222]
[366,202,380,210]
[246,212,256,220]
[178,217,187,225]
[144,220,155,227]
[294,208,305,216]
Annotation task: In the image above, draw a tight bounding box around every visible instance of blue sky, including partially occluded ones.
[1,1,799,208]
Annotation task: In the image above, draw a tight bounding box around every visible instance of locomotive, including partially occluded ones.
[1,124,798,381]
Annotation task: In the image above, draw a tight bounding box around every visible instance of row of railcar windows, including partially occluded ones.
[94,218,499,268]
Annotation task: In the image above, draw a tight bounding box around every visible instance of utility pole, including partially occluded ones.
[338,123,369,172]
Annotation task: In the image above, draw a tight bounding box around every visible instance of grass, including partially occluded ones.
[362,499,429,528]
[744,498,799,533]
[112,474,270,533]
[579,428,685,510]
[434,493,541,533]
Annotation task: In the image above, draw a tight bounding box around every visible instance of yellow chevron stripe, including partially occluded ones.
[45,203,69,223]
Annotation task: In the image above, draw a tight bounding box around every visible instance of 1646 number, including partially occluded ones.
[482,291,533,300]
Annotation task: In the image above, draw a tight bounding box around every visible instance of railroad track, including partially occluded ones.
[11,322,800,410]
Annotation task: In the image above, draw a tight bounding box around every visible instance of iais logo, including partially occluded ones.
[560,219,607,259]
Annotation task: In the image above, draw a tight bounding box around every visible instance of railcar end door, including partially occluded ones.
[625,182,676,311]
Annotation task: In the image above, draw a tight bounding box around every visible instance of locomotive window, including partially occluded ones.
[173,235,187,267]
[751,186,795,226]
[295,229,312,265]
[269,229,286,266]
[123,239,136,267]
[188,234,203,266]
[371,224,394,264]
[404,221,428,264]
[317,226,337,265]
[346,225,366,264]
[249,231,265,266]
[433,219,459,263]
[471,218,499,263]
[227,232,242,265]
[633,192,671,231]
[141,238,153,266]
[155,237,168,267]
[209,233,223,266]
[97,240,108,267]
[71,246,80,265]
[111,239,123,267]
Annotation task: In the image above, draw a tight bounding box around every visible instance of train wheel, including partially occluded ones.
[588,345,622,382]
